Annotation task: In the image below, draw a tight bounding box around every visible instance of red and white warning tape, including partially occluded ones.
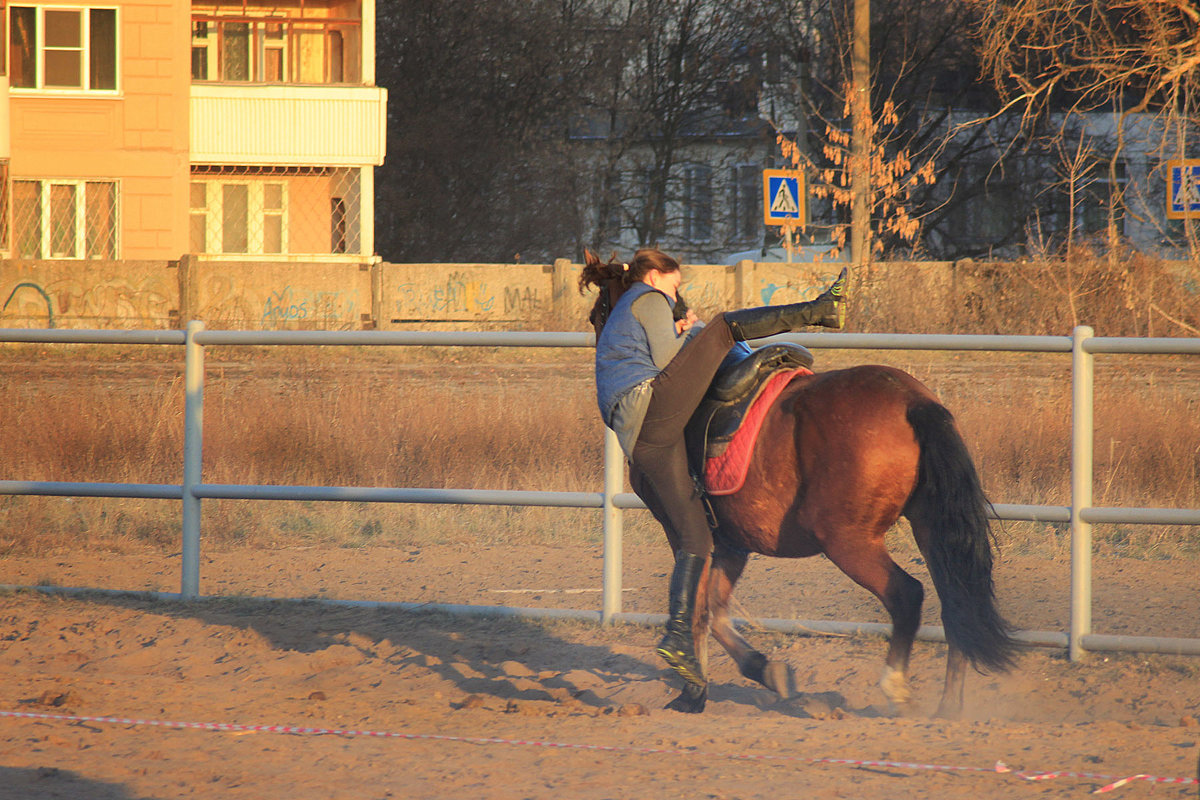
[1,709,1196,794]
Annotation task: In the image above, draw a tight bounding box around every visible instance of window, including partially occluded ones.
[330,197,347,253]
[8,6,117,91]
[192,20,290,83]
[683,165,712,242]
[190,178,288,254]
[1033,159,1127,243]
[192,166,359,257]
[190,17,360,84]
[190,20,212,80]
[11,179,118,259]
[0,163,9,254]
[189,182,208,253]
[597,173,623,241]
[730,165,761,240]
[1076,162,1127,236]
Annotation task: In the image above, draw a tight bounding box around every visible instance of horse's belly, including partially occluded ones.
[713,498,822,558]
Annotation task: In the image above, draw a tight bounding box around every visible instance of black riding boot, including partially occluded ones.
[656,550,707,688]
[725,267,847,341]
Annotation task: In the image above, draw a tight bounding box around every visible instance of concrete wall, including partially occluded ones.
[0,259,179,329]
[0,256,948,331]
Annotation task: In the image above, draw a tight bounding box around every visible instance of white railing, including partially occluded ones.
[3,323,1200,661]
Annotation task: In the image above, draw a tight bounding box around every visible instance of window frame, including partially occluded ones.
[683,164,713,243]
[11,177,120,260]
[190,16,359,85]
[7,4,120,94]
[730,164,762,242]
[0,162,10,256]
[190,178,289,255]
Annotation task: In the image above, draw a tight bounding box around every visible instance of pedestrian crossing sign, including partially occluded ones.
[1167,160,1200,219]
[762,169,805,226]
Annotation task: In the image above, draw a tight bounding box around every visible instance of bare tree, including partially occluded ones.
[761,0,1006,260]
[374,0,598,263]
[971,0,1200,257]
[583,0,775,256]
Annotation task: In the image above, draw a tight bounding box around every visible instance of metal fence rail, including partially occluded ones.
[3,323,1200,661]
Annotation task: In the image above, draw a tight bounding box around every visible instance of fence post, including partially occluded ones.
[177,254,197,324]
[1070,325,1095,661]
[182,320,205,599]
[601,426,624,624]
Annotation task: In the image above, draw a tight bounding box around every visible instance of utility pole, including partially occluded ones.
[849,0,870,268]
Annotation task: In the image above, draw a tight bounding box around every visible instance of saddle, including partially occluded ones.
[684,343,814,496]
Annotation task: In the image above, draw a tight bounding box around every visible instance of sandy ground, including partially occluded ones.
[1,544,1199,799]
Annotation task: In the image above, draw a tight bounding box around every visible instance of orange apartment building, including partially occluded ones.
[0,0,387,262]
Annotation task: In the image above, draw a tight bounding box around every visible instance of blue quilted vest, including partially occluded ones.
[594,282,668,425]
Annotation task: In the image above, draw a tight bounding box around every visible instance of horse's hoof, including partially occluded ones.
[665,683,707,713]
[933,703,963,720]
[880,666,912,707]
[762,661,795,700]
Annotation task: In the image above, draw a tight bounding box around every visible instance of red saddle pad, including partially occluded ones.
[703,368,810,496]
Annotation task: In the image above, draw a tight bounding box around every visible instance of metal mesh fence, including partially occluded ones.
[0,162,8,254]
[189,165,362,257]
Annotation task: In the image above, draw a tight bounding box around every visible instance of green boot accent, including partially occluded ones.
[815,266,848,329]
[656,550,707,689]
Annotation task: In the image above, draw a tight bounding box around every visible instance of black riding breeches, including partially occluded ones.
[629,313,735,557]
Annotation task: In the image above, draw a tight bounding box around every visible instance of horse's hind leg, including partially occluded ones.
[822,536,924,709]
[708,548,794,699]
[909,516,971,718]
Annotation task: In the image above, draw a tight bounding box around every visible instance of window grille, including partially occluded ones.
[7,5,117,91]
[11,179,118,259]
[0,163,9,254]
[190,166,361,257]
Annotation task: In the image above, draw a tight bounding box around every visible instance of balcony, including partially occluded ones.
[190,83,387,167]
[191,16,362,86]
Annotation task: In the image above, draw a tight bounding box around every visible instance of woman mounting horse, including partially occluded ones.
[580,248,1017,717]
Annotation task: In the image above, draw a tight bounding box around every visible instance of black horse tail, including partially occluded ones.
[905,402,1018,672]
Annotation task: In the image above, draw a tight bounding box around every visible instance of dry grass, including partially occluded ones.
[856,249,1200,337]
[2,254,1198,560]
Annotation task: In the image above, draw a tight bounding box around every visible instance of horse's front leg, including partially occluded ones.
[707,548,795,700]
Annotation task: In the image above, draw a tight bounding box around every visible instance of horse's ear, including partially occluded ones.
[584,248,601,267]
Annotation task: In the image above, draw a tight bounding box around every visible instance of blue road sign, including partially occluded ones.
[762,170,804,225]
[1168,160,1200,219]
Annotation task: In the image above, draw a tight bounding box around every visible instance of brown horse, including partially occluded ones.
[589,282,1017,718]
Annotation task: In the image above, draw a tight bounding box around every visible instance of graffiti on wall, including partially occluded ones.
[758,274,835,306]
[393,271,500,318]
[2,283,55,327]
[0,274,172,328]
[681,278,725,312]
[503,286,546,316]
[261,286,357,328]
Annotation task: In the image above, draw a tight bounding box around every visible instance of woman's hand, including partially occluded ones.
[675,309,698,335]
